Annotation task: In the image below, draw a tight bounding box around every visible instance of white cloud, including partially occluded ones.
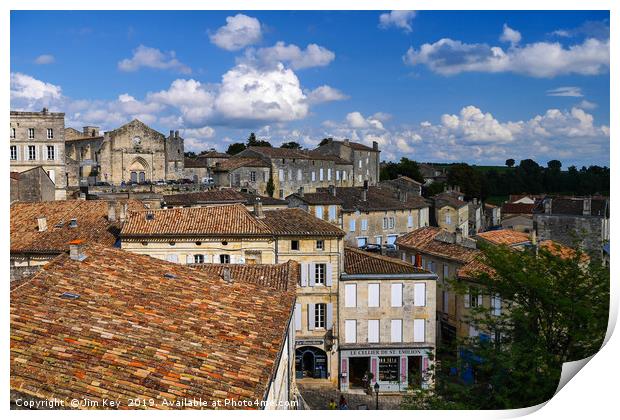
[209,14,262,51]
[345,112,385,130]
[306,85,348,104]
[118,45,191,74]
[546,86,583,97]
[147,79,216,126]
[10,72,62,109]
[378,11,417,33]
[577,100,597,110]
[244,42,336,70]
[500,24,521,45]
[404,35,609,78]
[34,54,55,65]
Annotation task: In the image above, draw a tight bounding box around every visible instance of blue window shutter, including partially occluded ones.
[295,303,302,331]
[301,263,308,286]
[308,304,315,330]
[309,263,316,286]
[327,303,333,329]
[326,263,333,287]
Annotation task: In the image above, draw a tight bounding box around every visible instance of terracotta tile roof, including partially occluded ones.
[502,202,535,215]
[190,261,299,291]
[287,191,344,205]
[316,187,429,212]
[539,240,585,261]
[163,189,246,206]
[237,191,288,206]
[344,247,431,275]
[213,157,270,172]
[432,191,468,209]
[122,204,272,238]
[396,226,480,264]
[457,257,494,280]
[261,208,345,237]
[10,245,296,409]
[476,229,531,246]
[10,172,20,180]
[11,200,144,254]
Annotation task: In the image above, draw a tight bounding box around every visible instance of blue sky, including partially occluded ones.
[10,10,610,166]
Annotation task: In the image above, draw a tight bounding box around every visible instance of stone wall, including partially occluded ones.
[534,213,607,253]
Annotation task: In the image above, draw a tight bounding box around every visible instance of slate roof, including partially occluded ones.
[262,208,345,237]
[122,204,272,238]
[237,191,288,206]
[322,139,378,152]
[213,158,270,172]
[10,245,296,409]
[432,191,468,209]
[502,202,536,215]
[163,189,246,206]
[315,186,429,212]
[243,146,353,163]
[476,229,531,246]
[533,197,609,217]
[11,200,144,254]
[344,247,431,275]
[287,191,344,205]
[396,226,480,264]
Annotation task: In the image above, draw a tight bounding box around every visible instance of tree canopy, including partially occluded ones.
[280,141,302,149]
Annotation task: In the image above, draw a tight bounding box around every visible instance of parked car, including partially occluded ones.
[155,179,166,186]
[384,244,397,252]
[201,177,215,185]
[94,181,111,187]
[360,244,382,253]
[179,178,194,184]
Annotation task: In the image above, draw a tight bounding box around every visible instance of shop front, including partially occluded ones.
[339,347,433,392]
[295,339,331,379]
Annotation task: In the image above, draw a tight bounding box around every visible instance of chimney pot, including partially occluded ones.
[175,130,179,138]
[36,215,47,232]
[222,267,233,283]
[254,197,264,218]
[170,130,174,138]
[455,228,463,245]
[298,186,304,197]
[372,141,378,151]
[361,189,367,202]
[583,197,592,216]
[69,240,87,261]
[544,199,552,214]
[329,185,336,197]
[120,203,128,223]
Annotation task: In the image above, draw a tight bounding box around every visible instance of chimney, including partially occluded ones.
[363,180,369,190]
[298,186,304,197]
[120,203,128,223]
[328,185,336,197]
[107,201,116,222]
[361,189,367,202]
[583,197,591,216]
[544,198,552,214]
[175,130,179,138]
[78,193,86,200]
[42,107,48,114]
[372,141,378,151]
[530,229,537,246]
[254,197,264,218]
[455,228,463,245]
[36,215,47,232]
[415,254,422,268]
[222,267,233,283]
[344,139,350,146]
[170,130,174,138]
[69,239,87,261]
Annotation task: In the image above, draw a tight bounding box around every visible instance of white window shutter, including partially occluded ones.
[464,293,470,308]
[477,294,483,306]
[301,263,308,286]
[368,320,379,343]
[391,283,403,307]
[349,219,356,232]
[326,303,333,329]
[414,283,426,307]
[309,263,316,286]
[413,319,425,342]
[368,283,379,307]
[391,320,402,343]
[326,263,333,286]
[307,304,315,330]
[295,303,302,331]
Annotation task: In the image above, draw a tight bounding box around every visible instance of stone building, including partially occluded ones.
[120,204,346,384]
[288,184,430,248]
[396,227,479,344]
[212,157,272,193]
[10,108,68,200]
[236,146,355,198]
[65,119,185,186]
[483,203,502,228]
[339,247,437,393]
[11,244,300,409]
[533,196,610,255]
[379,175,423,197]
[314,139,381,187]
[10,167,55,203]
[184,150,231,183]
[431,189,470,237]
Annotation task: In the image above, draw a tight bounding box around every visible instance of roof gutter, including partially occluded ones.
[340,273,438,281]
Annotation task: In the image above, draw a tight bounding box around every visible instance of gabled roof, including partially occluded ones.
[11,200,144,254]
[433,191,468,209]
[261,208,345,237]
[163,189,247,206]
[502,202,535,215]
[344,247,431,276]
[213,157,270,172]
[396,226,480,264]
[315,186,429,212]
[287,191,344,205]
[107,118,165,138]
[533,197,609,217]
[237,191,288,206]
[190,261,299,291]
[122,204,272,238]
[476,229,531,247]
[10,245,296,408]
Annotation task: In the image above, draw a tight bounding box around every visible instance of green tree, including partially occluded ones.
[447,163,483,198]
[184,151,197,158]
[226,142,246,155]
[505,158,515,168]
[246,132,272,148]
[266,170,275,198]
[403,242,609,410]
[379,157,424,183]
[280,141,302,149]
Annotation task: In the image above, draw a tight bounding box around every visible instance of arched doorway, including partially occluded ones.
[295,346,328,379]
[128,157,149,183]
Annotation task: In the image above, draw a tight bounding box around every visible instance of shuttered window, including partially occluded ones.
[349,219,356,232]
[391,283,403,307]
[368,320,379,343]
[345,320,356,343]
[361,219,368,231]
[390,319,402,343]
[345,284,357,308]
[414,283,426,307]
[315,206,324,219]
[368,283,380,307]
[295,303,302,331]
[413,319,425,342]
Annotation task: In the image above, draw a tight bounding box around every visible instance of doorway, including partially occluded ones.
[295,347,328,379]
[348,357,370,388]
[408,356,422,389]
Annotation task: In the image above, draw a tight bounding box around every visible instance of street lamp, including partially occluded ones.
[374,382,380,410]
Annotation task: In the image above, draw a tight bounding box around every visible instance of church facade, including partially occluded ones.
[66,119,185,186]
